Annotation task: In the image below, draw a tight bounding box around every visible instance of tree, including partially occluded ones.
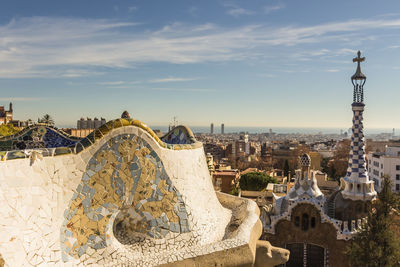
[329,139,351,181]
[283,159,290,178]
[0,124,19,137]
[39,114,55,125]
[239,172,278,191]
[346,176,400,267]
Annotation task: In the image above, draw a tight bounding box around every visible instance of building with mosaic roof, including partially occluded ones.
[261,51,377,266]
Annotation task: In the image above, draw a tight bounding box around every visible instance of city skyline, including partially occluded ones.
[1,1,400,129]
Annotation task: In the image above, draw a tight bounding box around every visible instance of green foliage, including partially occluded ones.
[239,172,278,191]
[229,187,240,196]
[38,114,55,125]
[346,176,400,267]
[0,124,19,137]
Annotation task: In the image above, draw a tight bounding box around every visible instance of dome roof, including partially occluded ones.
[299,153,311,167]
[121,111,130,119]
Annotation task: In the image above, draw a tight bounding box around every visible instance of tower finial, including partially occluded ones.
[352,51,366,80]
[351,51,366,103]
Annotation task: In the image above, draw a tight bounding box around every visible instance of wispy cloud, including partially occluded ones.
[128,6,137,13]
[223,3,254,17]
[151,87,215,92]
[0,97,44,101]
[264,3,285,14]
[149,77,199,83]
[1,16,400,78]
[326,69,340,72]
[188,6,199,16]
[98,81,126,85]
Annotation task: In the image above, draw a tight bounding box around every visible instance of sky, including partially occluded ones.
[1,0,400,130]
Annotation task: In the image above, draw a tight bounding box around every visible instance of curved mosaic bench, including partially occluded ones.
[0,124,80,151]
[0,119,288,266]
[160,125,197,145]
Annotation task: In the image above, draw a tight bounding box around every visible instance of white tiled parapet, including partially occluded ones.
[0,121,285,267]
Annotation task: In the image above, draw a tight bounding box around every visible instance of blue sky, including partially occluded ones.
[1,0,400,129]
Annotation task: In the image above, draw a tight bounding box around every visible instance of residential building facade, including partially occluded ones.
[368,145,400,191]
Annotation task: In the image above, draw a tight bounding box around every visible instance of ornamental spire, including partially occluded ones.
[341,51,376,201]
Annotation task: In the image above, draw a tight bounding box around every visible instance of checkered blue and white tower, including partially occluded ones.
[341,51,377,201]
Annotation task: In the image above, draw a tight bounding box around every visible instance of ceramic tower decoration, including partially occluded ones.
[340,51,377,201]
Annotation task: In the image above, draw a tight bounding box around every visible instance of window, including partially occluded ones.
[311,217,316,228]
[397,165,400,171]
[397,174,400,181]
[381,164,383,169]
[302,213,309,231]
[396,184,400,191]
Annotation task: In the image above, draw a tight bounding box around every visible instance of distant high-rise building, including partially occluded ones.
[210,123,214,134]
[221,123,224,134]
[77,117,106,129]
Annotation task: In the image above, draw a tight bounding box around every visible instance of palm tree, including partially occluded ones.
[39,114,55,125]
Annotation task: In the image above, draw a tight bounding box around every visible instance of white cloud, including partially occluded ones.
[98,81,126,85]
[223,3,254,17]
[128,6,137,12]
[149,77,199,83]
[0,97,44,101]
[326,69,340,72]
[1,16,400,78]
[264,3,285,14]
[188,6,199,16]
[151,87,215,92]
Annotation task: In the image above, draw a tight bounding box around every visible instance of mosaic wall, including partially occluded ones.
[161,126,196,145]
[60,133,190,261]
[0,125,79,151]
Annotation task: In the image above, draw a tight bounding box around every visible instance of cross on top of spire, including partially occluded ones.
[353,51,365,64]
[351,50,366,80]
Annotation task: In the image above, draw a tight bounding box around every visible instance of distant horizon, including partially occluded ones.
[54,122,398,135]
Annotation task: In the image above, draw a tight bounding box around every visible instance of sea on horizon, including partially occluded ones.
[149,126,397,135]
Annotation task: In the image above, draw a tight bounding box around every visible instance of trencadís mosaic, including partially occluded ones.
[161,126,196,145]
[60,133,190,261]
[0,119,202,162]
[0,125,80,151]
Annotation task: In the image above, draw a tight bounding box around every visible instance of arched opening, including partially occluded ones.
[311,217,316,228]
[285,243,326,267]
[302,213,309,231]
